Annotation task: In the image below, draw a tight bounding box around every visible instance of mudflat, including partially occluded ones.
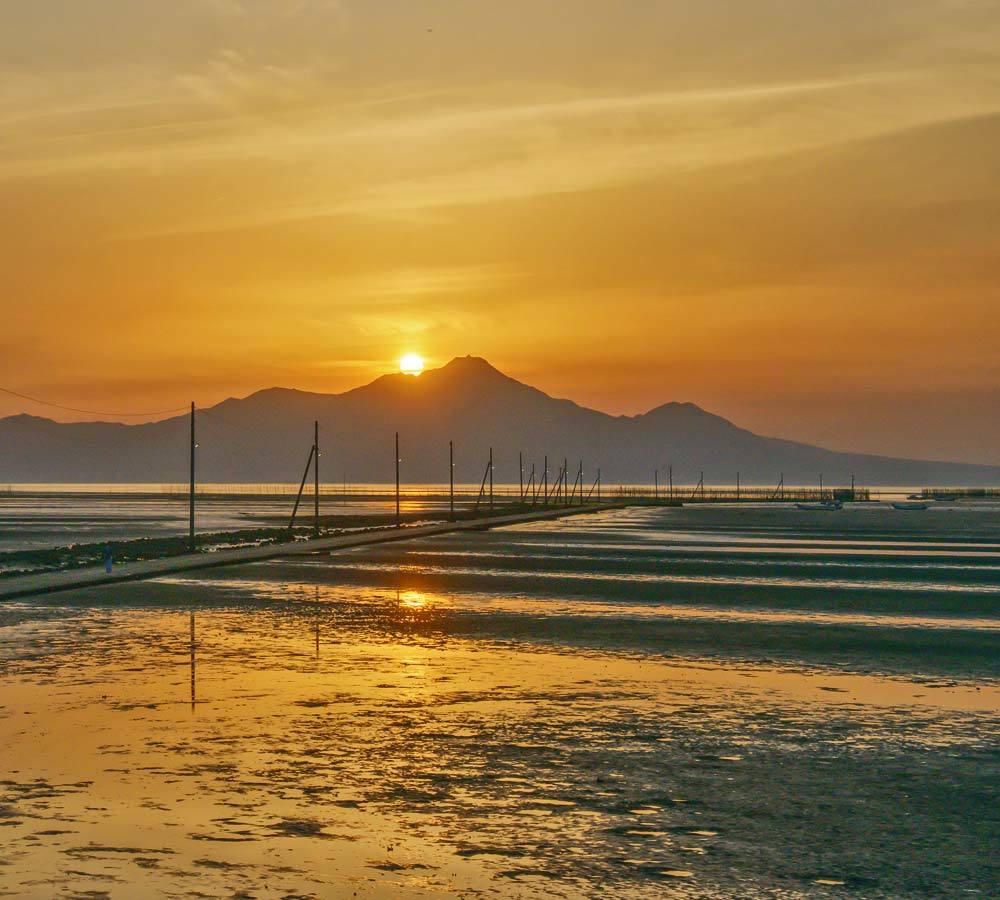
[1,505,997,897]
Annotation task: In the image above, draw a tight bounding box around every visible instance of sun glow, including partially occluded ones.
[398,590,430,609]
[399,353,425,376]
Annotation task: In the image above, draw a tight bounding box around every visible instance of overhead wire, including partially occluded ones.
[2,390,315,489]
[0,385,190,418]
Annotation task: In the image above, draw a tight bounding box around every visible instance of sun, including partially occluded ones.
[399,353,425,376]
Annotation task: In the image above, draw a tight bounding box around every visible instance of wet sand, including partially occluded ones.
[1,506,997,897]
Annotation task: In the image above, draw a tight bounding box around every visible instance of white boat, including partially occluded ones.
[796,501,842,511]
[892,501,928,510]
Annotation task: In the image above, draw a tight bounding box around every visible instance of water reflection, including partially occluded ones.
[398,588,430,609]
[1,504,997,898]
[2,602,995,898]
[189,610,196,709]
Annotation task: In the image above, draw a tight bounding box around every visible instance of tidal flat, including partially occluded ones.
[1,506,997,898]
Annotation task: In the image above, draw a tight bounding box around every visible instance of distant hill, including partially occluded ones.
[2,356,998,486]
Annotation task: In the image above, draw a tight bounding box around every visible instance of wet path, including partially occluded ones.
[0,504,615,601]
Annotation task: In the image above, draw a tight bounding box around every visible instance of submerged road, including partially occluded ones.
[0,504,618,601]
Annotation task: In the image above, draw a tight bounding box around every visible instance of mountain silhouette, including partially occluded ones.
[2,356,998,486]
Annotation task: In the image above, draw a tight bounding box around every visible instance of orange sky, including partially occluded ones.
[1,2,998,463]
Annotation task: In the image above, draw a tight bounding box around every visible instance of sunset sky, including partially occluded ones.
[2,1,998,463]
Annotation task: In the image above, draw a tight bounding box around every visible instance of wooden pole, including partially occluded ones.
[189,402,195,550]
[395,432,400,527]
[548,462,563,505]
[489,447,494,516]
[543,456,548,507]
[668,464,673,500]
[289,443,315,531]
[737,471,740,502]
[449,440,455,521]
[313,420,319,537]
[519,451,524,503]
[474,457,490,511]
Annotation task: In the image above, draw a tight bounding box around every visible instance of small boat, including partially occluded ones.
[796,501,842,511]
[893,501,928,510]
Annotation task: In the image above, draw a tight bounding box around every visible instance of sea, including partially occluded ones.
[0,497,997,897]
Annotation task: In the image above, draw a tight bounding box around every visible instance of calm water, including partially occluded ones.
[1,506,997,897]
[0,485,525,553]
[0,484,967,554]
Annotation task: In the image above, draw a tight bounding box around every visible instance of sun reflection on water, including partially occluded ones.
[398,589,431,609]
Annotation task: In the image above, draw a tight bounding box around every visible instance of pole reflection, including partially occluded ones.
[189,611,196,710]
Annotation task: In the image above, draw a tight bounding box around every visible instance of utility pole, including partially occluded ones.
[313,420,320,537]
[395,432,401,527]
[189,401,196,550]
[289,436,315,532]
[449,440,455,521]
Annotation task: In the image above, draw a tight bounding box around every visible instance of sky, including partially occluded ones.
[1,1,998,464]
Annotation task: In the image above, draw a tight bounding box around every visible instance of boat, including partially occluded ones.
[892,501,928,510]
[796,501,842,511]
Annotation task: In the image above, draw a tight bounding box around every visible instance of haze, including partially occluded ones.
[2,1,998,463]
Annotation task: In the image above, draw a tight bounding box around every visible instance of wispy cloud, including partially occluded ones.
[67,66,994,237]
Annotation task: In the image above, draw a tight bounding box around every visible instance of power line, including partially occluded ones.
[0,385,190,418]
[195,407,278,463]
[196,407,253,434]
[5,412,132,452]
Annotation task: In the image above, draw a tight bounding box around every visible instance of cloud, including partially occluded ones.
[68,66,991,238]
[1,0,999,461]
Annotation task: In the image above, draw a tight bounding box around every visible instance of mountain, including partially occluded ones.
[2,356,998,486]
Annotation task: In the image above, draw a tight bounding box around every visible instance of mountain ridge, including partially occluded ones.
[1,357,997,485]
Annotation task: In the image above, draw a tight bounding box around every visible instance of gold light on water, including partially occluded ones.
[399,590,429,609]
